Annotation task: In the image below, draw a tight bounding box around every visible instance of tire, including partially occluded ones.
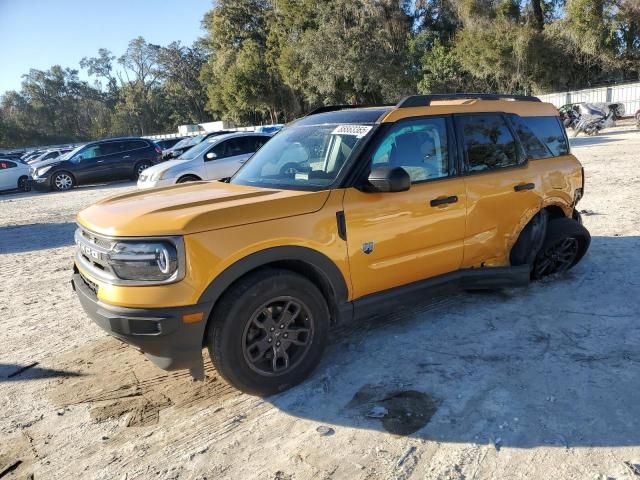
[17,176,30,192]
[532,218,591,280]
[177,175,201,183]
[51,171,75,191]
[134,161,152,180]
[207,269,330,396]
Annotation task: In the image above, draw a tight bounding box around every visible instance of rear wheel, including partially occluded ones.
[207,269,329,396]
[177,175,201,183]
[134,161,152,180]
[17,176,30,192]
[52,171,75,191]
[532,218,590,280]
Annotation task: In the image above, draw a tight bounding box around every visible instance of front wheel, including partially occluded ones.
[51,171,75,191]
[207,269,329,395]
[532,218,590,280]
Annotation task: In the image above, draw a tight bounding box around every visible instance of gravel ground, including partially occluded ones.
[1,125,640,480]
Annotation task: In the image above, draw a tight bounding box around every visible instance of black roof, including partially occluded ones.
[86,136,149,145]
[294,107,392,126]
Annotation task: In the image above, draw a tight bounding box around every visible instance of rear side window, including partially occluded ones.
[457,114,520,172]
[519,116,569,157]
[99,142,122,155]
[250,136,269,151]
[121,140,148,151]
[0,161,16,169]
[508,115,552,159]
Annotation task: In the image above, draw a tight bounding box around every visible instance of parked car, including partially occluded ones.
[162,131,235,160]
[21,150,46,163]
[153,137,185,150]
[26,148,73,165]
[138,132,271,189]
[0,159,31,192]
[72,94,590,395]
[30,137,162,191]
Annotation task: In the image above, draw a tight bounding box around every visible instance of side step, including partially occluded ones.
[351,265,530,321]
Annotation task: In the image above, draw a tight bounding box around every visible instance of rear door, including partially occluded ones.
[456,113,542,268]
[0,160,19,190]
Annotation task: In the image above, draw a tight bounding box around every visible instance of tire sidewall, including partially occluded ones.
[532,218,590,279]
[209,271,329,395]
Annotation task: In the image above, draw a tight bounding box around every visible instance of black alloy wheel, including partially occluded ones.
[207,269,329,396]
[242,297,315,376]
[532,217,590,280]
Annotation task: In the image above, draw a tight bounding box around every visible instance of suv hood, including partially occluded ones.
[77,181,331,237]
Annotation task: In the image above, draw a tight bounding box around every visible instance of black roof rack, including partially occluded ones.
[306,105,364,116]
[305,104,396,116]
[397,93,541,108]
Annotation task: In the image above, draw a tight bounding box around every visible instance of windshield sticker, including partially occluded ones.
[331,124,372,137]
[294,173,309,181]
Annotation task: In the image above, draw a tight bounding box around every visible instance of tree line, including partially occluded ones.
[1,0,638,148]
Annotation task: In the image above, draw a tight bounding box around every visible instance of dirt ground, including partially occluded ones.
[1,124,640,480]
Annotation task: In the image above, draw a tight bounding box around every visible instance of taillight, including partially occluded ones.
[155,146,162,154]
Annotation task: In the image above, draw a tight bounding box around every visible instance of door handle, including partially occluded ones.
[514,182,535,192]
[123,155,131,159]
[430,195,458,207]
[96,160,104,163]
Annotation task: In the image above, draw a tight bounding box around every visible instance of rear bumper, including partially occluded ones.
[72,271,212,375]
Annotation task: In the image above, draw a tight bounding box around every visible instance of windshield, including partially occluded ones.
[231,123,371,189]
[58,145,83,161]
[179,137,218,160]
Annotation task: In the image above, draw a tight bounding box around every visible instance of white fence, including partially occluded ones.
[538,81,640,116]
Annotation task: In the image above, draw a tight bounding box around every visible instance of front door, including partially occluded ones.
[454,113,543,267]
[69,145,108,184]
[205,137,253,180]
[343,116,467,300]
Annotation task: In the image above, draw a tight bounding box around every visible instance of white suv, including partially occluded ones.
[137,132,272,189]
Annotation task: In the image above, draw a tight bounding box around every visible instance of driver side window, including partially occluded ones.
[73,145,102,162]
[371,117,449,183]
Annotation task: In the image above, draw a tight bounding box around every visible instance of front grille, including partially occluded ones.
[80,229,113,250]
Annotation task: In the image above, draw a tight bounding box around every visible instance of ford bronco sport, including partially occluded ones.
[72,94,590,395]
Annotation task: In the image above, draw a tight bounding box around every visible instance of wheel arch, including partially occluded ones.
[177,173,202,183]
[198,246,351,343]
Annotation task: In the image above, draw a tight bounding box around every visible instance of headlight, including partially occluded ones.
[36,166,52,176]
[109,241,179,281]
[151,169,169,181]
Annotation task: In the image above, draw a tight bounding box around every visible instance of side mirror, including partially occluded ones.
[366,166,410,193]
[206,152,217,160]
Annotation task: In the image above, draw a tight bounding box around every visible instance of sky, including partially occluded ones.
[0,0,211,95]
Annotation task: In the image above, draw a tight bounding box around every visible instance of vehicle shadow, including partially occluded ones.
[0,222,76,254]
[267,235,640,448]
[0,363,82,382]
[0,180,135,200]
[569,136,623,147]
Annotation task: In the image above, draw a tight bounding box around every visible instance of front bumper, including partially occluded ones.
[72,270,212,376]
[28,176,52,191]
[136,176,174,189]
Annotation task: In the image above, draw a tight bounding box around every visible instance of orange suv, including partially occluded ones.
[72,94,590,395]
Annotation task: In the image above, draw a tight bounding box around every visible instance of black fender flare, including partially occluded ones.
[510,209,548,266]
[197,246,351,324]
